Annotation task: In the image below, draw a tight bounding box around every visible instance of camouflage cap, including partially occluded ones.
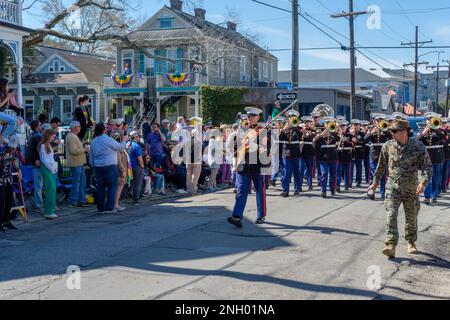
[390,119,410,131]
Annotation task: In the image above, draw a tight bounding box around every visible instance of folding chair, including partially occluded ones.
[14,165,38,209]
[56,176,72,204]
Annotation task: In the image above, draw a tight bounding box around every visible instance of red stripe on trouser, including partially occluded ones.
[262,177,267,217]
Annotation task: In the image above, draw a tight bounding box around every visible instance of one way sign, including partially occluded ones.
[276,93,297,101]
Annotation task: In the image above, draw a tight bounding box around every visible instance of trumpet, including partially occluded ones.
[379,120,389,132]
[429,117,442,130]
[290,117,300,127]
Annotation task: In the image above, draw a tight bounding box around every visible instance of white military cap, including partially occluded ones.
[336,115,346,121]
[276,116,286,122]
[361,120,371,126]
[245,107,263,116]
[338,120,349,126]
[287,110,300,117]
[351,119,362,125]
[392,112,407,120]
[301,116,313,122]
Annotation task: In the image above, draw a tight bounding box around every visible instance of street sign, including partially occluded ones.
[276,93,297,101]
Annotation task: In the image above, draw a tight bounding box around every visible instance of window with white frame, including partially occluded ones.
[269,61,274,81]
[240,56,247,80]
[48,59,65,73]
[24,98,34,122]
[167,47,178,74]
[262,61,269,78]
[144,49,155,77]
[217,49,225,79]
[41,97,53,118]
[121,50,134,74]
[61,97,73,123]
[187,47,201,72]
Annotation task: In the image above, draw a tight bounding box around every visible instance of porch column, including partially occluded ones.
[194,90,200,117]
[15,67,23,106]
[156,92,161,124]
[140,92,144,118]
[104,95,109,120]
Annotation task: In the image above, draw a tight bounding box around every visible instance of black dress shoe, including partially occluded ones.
[2,222,17,230]
[321,192,327,199]
[337,187,341,193]
[227,216,242,228]
[345,187,349,191]
[331,191,336,196]
[280,192,289,198]
[271,181,276,187]
[255,217,266,224]
[293,191,299,196]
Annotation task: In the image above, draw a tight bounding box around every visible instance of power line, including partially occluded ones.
[268,46,450,51]
[309,0,404,69]
[394,0,432,41]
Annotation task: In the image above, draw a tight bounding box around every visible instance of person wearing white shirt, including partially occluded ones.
[39,129,59,219]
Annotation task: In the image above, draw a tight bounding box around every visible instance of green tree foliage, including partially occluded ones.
[200,85,249,125]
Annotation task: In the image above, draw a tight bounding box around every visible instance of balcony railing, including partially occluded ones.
[0,0,21,25]
[156,72,205,89]
[103,74,148,90]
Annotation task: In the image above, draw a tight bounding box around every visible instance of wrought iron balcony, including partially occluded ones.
[0,0,21,25]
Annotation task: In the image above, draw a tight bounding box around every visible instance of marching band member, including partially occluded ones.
[442,118,449,193]
[361,120,371,184]
[228,107,268,227]
[280,110,302,197]
[336,120,353,192]
[300,116,316,192]
[314,118,340,198]
[270,117,286,187]
[418,113,445,204]
[350,120,365,188]
[311,111,323,186]
[364,114,392,199]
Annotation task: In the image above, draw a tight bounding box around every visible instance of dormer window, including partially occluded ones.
[158,14,174,29]
[48,59,65,73]
[159,18,173,29]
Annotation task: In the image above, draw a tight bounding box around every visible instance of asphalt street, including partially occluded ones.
[0,183,449,300]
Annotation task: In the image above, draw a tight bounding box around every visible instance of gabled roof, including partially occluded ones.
[23,46,114,85]
[126,6,277,60]
[278,68,390,84]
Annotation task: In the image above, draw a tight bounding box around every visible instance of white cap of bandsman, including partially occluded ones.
[286,110,300,118]
[245,107,263,116]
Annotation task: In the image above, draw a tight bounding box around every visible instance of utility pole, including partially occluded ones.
[402,26,433,117]
[292,0,299,110]
[331,1,369,119]
[426,54,447,114]
[444,59,450,117]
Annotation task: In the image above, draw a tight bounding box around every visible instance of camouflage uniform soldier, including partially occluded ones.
[368,119,432,258]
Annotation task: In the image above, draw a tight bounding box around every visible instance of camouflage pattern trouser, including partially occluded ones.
[384,189,421,246]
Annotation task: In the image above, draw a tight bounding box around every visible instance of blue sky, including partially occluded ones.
[23,0,450,73]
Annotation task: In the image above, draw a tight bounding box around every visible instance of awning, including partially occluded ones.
[403,104,424,116]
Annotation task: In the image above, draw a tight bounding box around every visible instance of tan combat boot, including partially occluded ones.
[407,242,418,254]
[382,244,396,258]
